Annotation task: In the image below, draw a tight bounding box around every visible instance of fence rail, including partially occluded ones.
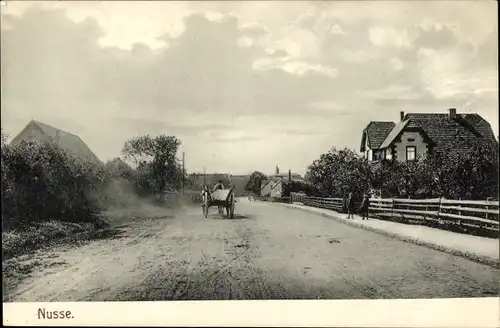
[288,192,499,236]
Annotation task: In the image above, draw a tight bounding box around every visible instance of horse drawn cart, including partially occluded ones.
[201,185,236,219]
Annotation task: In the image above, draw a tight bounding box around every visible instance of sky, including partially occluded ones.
[1,1,498,176]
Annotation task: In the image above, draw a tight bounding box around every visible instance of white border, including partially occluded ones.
[3,298,500,327]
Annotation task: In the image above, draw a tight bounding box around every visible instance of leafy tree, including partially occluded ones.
[305,147,371,198]
[283,180,320,197]
[104,157,134,181]
[426,138,499,200]
[244,171,267,194]
[305,136,498,201]
[122,135,183,198]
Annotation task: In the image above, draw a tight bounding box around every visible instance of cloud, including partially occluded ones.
[390,57,405,71]
[1,1,498,175]
[358,85,422,101]
[368,27,414,49]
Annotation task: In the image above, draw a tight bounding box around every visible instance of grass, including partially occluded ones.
[1,218,110,261]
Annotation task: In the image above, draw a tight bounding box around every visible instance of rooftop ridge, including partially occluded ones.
[31,120,80,138]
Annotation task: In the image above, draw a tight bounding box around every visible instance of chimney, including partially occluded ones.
[276,165,279,175]
[288,169,292,182]
[400,111,405,122]
[449,108,457,118]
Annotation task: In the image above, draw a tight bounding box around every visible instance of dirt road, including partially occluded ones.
[4,199,499,301]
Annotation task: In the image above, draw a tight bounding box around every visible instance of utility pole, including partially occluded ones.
[203,165,206,187]
[182,152,185,195]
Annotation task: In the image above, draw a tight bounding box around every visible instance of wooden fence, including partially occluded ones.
[289,192,499,235]
[303,196,343,211]
[264,196,291,203]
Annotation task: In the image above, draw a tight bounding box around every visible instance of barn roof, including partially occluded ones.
[11,120,101,164]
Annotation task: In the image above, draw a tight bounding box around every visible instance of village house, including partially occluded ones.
[260,166,304,198]
[10,120,101,165]
[360,108,497,162]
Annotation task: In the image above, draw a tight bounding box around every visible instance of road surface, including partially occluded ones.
[4,199,499,301]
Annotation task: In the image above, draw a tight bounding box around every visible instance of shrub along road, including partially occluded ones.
[3,199,499,301]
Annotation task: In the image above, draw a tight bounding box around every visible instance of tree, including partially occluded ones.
[104,157,134,181]
[305,147,371,198]
[244,171,267,194]
[371,138,499,200]
[122,135,183,198]
[426,138,499,200]
[370,160,400,197]
[284,180,320,197]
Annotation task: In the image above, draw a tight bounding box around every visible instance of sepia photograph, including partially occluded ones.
[1,0,499,326]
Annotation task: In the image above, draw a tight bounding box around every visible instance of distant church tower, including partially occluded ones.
[276,165,279,175]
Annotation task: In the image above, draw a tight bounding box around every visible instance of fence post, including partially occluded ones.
[391,198,394,219]
[458,197,462,229]
[438,197,443,225]
[485,203,489,223]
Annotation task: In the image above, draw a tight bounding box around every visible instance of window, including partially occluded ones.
[406,146,416,161]
[374,150,384,161]
[385,149,393,160]
[407,138,415,142]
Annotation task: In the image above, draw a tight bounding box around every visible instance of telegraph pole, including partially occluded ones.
[203,166,206,186]
[181,152,185,195]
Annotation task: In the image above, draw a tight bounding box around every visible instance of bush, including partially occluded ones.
[1,139,106,230]
[1,129,192,234]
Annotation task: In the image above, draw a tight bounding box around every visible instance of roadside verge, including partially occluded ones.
[271,202,500,268]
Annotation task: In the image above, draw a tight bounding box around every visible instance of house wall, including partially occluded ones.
[365,149,372,160]
[270,181,283,198]
[393,131,428,161]
[10,122,48,146]
[363,136,372,160]
[260,181,275,197]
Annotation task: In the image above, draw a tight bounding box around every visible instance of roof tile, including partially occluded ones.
[364,121,396,149]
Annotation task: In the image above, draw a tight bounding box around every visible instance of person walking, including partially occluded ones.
[346,192,355,219]
[360,193,370,220]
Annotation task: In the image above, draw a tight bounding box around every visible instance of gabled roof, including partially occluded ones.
[260,179,274,191]
[378,120,410,149]
[360,121,396,151]
[11,120,101,164]
[379,119,436,149]
[368,112,496,154]
[270,179,292,191]
[402,113,492,152]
